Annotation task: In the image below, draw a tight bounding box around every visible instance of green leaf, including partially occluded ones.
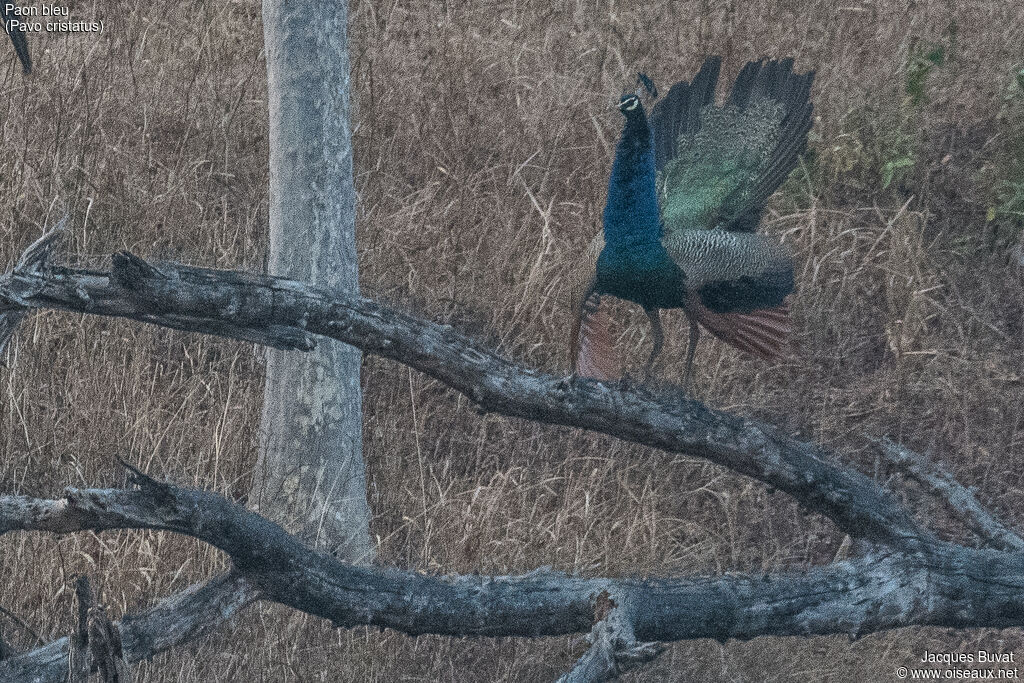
[881,157,915,189]
[925,46,945,66]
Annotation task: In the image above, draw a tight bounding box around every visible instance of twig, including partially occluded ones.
[558,592,663,683]
[87,604,130,682]
[0,630,15,661]
[873,437,1024,552]
[69,576,93,682]
[0,605,42,647]
[0,217,67,359]
[0,572,255,682]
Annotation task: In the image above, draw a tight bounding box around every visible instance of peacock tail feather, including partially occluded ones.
[652,57,814,236]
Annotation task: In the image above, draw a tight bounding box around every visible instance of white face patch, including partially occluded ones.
[622,98,639,111]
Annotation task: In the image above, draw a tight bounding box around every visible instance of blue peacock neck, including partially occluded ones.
[595,103,686,309]
[602,107,663,251]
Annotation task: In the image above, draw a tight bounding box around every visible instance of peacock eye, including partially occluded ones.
[620,96,639,111]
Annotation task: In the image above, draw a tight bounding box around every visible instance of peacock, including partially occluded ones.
[570,56,814,387]
[2,3,31,73]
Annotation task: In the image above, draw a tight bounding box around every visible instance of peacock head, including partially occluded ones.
[617,73,657,119]
[617,94,645,118]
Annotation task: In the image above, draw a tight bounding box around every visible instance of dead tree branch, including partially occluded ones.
[0,573,255,682]
[4,244,1024,682]
[68,576,92,682]
[558,593,663,683]
[0,253,930,550]
[68,576,132,683]
[0,218,66,358]
[2,472,1024,683]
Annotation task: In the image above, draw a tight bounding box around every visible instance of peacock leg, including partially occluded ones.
[643,308,663,380]
[682,313,700,389]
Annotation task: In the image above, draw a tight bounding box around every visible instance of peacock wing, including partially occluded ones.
[575,292,619,380]
[648,57,722,174]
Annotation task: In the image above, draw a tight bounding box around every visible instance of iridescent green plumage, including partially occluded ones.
[651,57,815,236]
[660,98,784,233]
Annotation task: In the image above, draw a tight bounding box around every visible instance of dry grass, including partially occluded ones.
[2,0,1024,679]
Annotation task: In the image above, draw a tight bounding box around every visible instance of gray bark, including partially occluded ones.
[257,0,371,561]
[0,217,66,358]
[0,254,929,551]
[3,472,1024,683]
[6,238,1024,682]
[557,596,662,683]
[874,437,1024,552]
[0,572,255,682]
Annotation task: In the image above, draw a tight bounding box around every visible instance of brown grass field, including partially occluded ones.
[2,0,1024,680]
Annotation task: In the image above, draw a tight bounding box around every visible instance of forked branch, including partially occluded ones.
[3,240,1023,683]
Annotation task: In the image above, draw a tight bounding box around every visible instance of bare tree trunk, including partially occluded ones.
[255,0,372,562]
